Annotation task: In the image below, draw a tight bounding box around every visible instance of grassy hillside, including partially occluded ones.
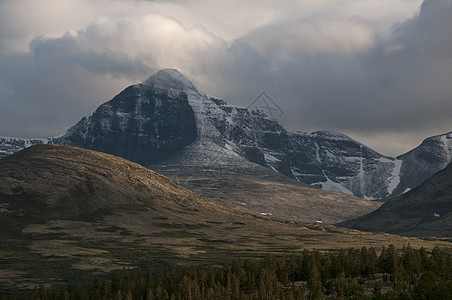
[0,145,450,291]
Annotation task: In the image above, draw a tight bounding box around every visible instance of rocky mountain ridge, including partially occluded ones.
[0,69,450,200]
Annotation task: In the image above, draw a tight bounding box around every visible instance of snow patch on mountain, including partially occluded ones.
[144,68,196,91]
[386,158,402,195]
[440,134,452,167]
[264,153,280,163]
[320,177,354,195]
[314,142,322,164]
[357,145,365,193]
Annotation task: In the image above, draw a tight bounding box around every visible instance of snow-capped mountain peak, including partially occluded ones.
[143,68,197,91]
[1,69,451,201]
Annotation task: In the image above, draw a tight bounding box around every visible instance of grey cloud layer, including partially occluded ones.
[212,1,452,146]
[208,0,452,155]
[0,0,450,156]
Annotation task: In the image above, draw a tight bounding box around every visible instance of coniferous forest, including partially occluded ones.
[3,245,452,300]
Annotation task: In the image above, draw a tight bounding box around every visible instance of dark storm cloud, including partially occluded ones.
[29,34,150,77]
[204,0,452,155]
[0,33,150,137]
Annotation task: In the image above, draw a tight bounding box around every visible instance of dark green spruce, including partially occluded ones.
[4,246,451,300]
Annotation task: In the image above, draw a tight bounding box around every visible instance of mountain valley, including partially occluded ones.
[152,164,380,224]
[0,70,451,292]
[0,144,450,291]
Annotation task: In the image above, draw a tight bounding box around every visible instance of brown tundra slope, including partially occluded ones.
[0,144,449,290]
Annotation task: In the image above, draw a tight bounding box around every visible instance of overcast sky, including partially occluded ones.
[0,0,451,156]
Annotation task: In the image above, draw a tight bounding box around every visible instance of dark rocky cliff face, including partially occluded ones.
[57,84,197,165]
[395,132,452,196]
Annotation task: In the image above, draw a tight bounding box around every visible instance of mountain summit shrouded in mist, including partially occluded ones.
[0,69,451,201]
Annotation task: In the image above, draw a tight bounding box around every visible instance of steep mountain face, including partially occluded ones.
[0,71,198,165]
[59,78,198,165]
[0,69,450,200]
[285,131,402,200]
[340,163,452,237]
[394,132,452,196]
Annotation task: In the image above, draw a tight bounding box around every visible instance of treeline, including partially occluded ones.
[4,245,452,299]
